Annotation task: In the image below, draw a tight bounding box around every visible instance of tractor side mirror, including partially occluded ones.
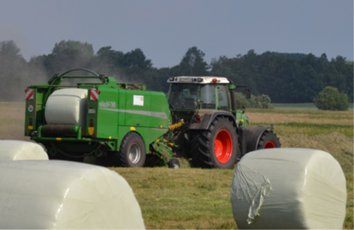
[229,84,236,90]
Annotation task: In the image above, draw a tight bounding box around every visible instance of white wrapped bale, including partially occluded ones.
[231,148,346,229]
[0,161,145,229]
[45,88,88,125]
[0,140,48,160]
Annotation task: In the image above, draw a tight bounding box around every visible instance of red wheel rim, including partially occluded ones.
[264,140,276,148]
[214,129,233,164]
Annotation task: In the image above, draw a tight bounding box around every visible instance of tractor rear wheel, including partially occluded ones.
[257,131,281,149]
[191,117,238,168]
[119,132,146,167]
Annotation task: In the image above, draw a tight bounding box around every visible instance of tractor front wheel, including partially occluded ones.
[191,117,238,168]
[119,132,146,167]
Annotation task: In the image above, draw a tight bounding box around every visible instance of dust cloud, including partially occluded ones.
[0,40,47,101]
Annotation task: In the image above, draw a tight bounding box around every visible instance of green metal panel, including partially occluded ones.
[86,89,98,137]
[96,86,119,139]
[121,90,170,151]
[123,90,170,128]
[25,86,46,136]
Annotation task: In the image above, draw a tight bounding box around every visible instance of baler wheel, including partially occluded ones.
[119,132,146,167]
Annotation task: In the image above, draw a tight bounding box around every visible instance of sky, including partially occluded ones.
[0,0,352,68]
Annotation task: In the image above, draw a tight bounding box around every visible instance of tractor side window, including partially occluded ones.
[217,85,230,110]
[200,85,216,109]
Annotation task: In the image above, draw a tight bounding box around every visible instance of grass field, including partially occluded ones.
[0,102,353,229]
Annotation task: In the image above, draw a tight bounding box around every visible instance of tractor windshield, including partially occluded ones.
[168,84,230,111]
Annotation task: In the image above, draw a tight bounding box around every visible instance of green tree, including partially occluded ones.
[173,46,208,75]
[256,94,272,108]
[93,46,125,77]
[39,40,95,75]
[0,40,29,100]
[314,86,349,110]
[96,46,124,68]
[211,52,353,103]
[0,40,22,58]
[122,48,152,70]
[233,93,272,109]
[233,92,250,109]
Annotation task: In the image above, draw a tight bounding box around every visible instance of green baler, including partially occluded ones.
[25,69,173,167]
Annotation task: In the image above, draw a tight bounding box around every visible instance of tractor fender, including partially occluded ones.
[240,126,271,154]
[189,111,236,130]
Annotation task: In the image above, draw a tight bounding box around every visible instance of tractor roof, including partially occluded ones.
[167,76,230,84]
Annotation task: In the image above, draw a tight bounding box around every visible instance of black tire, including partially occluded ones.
[191,117,239,168]
[257,131,281,149]
[119,132,146,167]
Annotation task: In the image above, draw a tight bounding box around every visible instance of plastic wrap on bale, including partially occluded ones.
[0,140,48,160]
[45,88,88,125]
[0,160,145,229]
[231,148,346,229]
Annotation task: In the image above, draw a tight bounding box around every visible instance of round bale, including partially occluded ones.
[0,160,145,229]
[0,140,48,160]
[231,148,346,229]
[45,88,88,125]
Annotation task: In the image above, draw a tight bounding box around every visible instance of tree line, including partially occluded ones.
[0,40,352,103]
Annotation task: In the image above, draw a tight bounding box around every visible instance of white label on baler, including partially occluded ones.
[133,95,144,106]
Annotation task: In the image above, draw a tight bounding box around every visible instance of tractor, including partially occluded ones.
[166,76,281,168]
